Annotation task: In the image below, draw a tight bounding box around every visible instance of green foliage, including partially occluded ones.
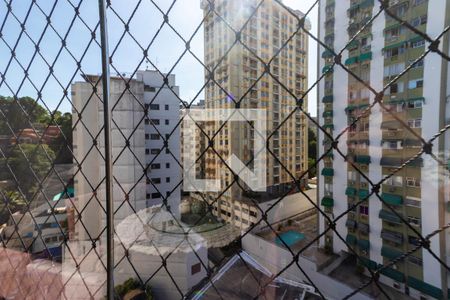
[308,128,317,160]
[114,278,153,300]
[191,200,206,215]
[0,96,49,135]
[307,158,316,178]
[49,112,73,164]
[0,190,27,224]
[6,143,55,196]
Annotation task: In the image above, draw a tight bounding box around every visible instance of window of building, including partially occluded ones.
[165,119,169,125]
[407,100,423,109]
[166,177,170,183]
[406,177,420,187]
[151,134,160,140]
[151,193,161,199]
[151,178,161,184]
[145,134,149,140]
[405,197,421,208]
[407,118,422,128]
[411,39,425,48]
[151,119,160,125]
[146,193,150,199]
[166,163,170,168]
[386,176,403,186]
[151,164,161,169]
[407,216,421,227]
[408,79,423,89]
[144,85,156,92]
[359,205,369,216]
[151,149,160,154]
[149,104,159,110]
[145,149,150,155]
[165,104,169,110]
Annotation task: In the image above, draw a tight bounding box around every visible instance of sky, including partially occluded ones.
[0,0,318,116]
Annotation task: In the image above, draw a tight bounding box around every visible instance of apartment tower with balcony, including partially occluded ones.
[198,0,310,229]
[318,0,450,298]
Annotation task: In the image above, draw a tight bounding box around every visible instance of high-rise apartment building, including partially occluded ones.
[71,70,181,241]
[318,0,450,299]
[199,0,310,228]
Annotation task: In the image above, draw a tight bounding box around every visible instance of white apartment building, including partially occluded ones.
[71,70,181,242]
[318,0,450,299]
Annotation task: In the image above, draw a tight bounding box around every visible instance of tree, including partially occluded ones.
[0,96,49,135]
[307,128,317,178]
[7,143,55,197]
[49,112,73,164]
[0,190,27,224]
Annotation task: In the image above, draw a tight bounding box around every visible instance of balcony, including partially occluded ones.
[381,230,403,245]
[321,168,334,177]
[346,187,357,197]
[346,219,357,230]
[378,209,402,224]
[380,156,423,168]
[381,193,403,205]
[381,246,403,261]
[357,239,370,251]
[321,197,334,207]
[346,234,357,245]
[357,222,369,234]
[322,95,334,103]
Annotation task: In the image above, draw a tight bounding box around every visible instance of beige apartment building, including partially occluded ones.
[195,0,310,228]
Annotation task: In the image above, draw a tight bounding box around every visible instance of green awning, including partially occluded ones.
[322,65,333,74]
[347,3,359,12]
[409,36,425,44]
[359,189,369,199]
[53,187,74,201]
[346,219,356,229]
[379,209,401,224]
[359,52,372,62]
[346,234,357,245]
[359,257,377,270]
[381,246,403,260]
[355,155,371,165]
[321,168,334,176]
[346,187,357,196]
[359,0,374,9]
[346,40,359,50]
[380,267,405,283]
[322,95,333,103]
[321,197,334,207]
[407,276,443,299]
[384,23,402,33]
[345,56,358,65]
[322,49,334,58]
[383,41,406,51]
[408,96,425,103]
[381,193,403,205]
[323,110,333,117]
[358,239,370,250]
[323,124,334,130]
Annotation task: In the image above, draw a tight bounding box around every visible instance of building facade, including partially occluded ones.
[318,0,450,299]
[71,70,181,242]
[199,0,310,228]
